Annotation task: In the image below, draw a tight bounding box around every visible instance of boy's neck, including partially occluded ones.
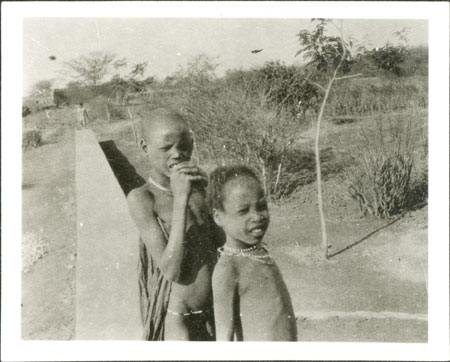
[148,170,171,191]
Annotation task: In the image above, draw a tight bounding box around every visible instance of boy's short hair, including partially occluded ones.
[140,107,189,143]
[207,165,260,210]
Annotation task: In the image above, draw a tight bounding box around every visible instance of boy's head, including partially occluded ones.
[208,165,269,248]
[140,108,194,178]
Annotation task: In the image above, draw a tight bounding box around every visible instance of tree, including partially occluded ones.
[31,80,53,107]
[31,80,52,97]
[65,51,117,86]
[367,44,407,76]
[296,19,363,259]
[175,54,218,86]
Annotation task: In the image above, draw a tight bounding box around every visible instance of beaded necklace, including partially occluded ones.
[148,175,172,193]
[218,243,274,265]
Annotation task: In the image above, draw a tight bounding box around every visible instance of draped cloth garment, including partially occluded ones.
[138,216,172,341]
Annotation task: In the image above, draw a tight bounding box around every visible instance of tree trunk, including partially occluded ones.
[315,76,336,260]
[127,106,138,144]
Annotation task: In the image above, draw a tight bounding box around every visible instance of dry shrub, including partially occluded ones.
[347,114,424,218]
[88,96,126,121]
[348,154,413,218]
[22,130,43,149]
[22,233,48,273]
[327,77,427,117]
[177,83,299,199]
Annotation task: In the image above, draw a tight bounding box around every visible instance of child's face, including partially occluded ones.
[214,176,270,248]
[144,119,193,179]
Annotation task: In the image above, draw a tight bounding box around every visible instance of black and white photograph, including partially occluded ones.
[2,1,449,361]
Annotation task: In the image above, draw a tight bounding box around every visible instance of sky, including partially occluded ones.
[23,18,428,95]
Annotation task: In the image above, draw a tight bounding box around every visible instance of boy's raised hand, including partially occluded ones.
[170,161,208,199]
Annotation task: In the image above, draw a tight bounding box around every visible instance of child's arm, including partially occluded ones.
[128,163,206,282]
[212,262,239,341]
[128,188,183,281]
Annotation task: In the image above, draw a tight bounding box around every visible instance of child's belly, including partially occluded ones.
[239,294,297,341]
[238,263,297,341]
[168,261,214,312]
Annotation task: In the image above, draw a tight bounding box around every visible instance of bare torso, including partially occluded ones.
[216,255,297,341]
[139,183,217,312]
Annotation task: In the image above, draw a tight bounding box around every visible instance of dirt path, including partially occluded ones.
[20,119,428,342]
[95,120,428,342]
[21,129,77,340]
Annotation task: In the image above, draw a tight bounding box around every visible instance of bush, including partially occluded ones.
[88,96,126,121]
[175,80,299,199]
[22,130,43,149]
[368,44,407,76]
[346,114,422,218]
[224,61,320,118]
[348,154,413,218]
[327,77,427,117]
[22,106,31,117]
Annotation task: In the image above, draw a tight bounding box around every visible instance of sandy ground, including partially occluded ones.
[22,129,76,340]
[21,120,428,342]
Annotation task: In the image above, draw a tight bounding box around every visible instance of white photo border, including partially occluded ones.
[2,1,449,361]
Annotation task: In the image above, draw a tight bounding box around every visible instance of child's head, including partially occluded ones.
[208,165,269,248]
[140,108,194,179]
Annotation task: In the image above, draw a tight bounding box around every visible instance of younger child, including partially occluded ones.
[209,165,297,341]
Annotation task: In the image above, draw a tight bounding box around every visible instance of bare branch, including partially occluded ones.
[310,81,326,92]
[335,73,363,81]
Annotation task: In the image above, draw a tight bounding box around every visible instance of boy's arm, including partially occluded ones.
[128,163,206,283]
[212,262,239,341]
[127,187,187,282]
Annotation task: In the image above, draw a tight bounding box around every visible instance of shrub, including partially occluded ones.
[348,154,413,218]
[224,61,320,119]
[22,106,31,117]
[175,80,299,199]
[22,130,43,149]
[88,96,126,121]
[347,114,421,218]
[368,44,407,76]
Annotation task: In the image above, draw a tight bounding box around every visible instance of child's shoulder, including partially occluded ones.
[127,184,157,215]
[127,183,154,202]
[213,254,239,278]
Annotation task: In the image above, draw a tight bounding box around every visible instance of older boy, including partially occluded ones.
[127,108,222,341]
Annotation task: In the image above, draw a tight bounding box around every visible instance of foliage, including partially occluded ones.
[224,62,320,120]
[175,80,298,199]
[54,84,116,106]
[23,130,43,149]
[327,77,427,116]
[65,51,117,86]
[88,95,126,121]
[174,54,218,87]
[365,27,410,77]
[296,19,357,75]
[367,44,408,76]
[295,18,360,257]
[22,106,32,117]
[31,80,53,98]
[347,114,419,218]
